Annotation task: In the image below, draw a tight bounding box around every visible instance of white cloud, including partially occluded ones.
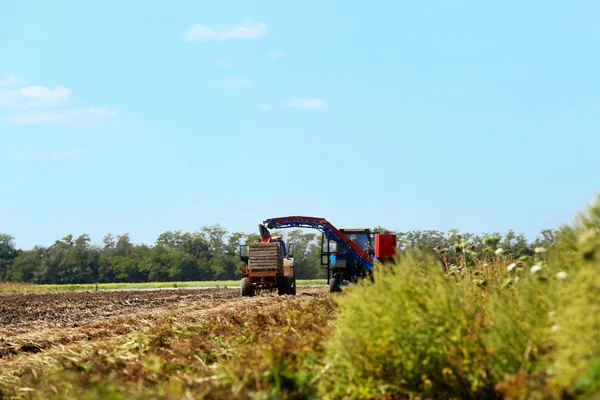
[0,76,120,126]
[184,22,268,41]
[0,75,27,87]
[0,85,71,110]
[268,50,286,59]
[20,85,71,101]
[214,77,252,89]
[3,107,119,125]
[256,103,273,111]
[285,97,328,110]
[13,149,87,162]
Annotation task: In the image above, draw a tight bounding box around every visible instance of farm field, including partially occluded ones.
[2,197,600,399]
[0,280,327,294]
[3,1,599,398]
[0,286,333,399]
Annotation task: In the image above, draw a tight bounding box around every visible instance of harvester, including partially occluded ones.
[239,216,396,295]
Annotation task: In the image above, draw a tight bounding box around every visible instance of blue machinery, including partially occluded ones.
[263,216,375,288]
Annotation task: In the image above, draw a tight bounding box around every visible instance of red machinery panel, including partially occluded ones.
[375,234,397,259]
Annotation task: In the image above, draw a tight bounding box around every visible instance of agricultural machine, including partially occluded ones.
[239,216,396,295]
[239,225,296,297]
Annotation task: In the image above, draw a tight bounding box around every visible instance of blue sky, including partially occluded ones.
[1,1,599,248]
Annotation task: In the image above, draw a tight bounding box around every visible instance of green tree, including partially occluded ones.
[38,235,74,284]
[532,228,558,250]
[156,230,185,249]
[9,246,45,282]
[0,233,19,280]
[0,226,556,283]
[283,230,323,279]
[500,229,532,258]
[71,234,98,283]
[202,224,228,256]
[106,233,148,282]
[396,230,447,252]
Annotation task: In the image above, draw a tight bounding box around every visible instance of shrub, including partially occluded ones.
[319,252,496,399]
[548,197,600,397]
[320,195,600,400]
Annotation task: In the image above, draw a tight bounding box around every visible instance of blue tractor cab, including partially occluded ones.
[322,228,374,291]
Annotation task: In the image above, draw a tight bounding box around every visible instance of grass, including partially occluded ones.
[0,279,327,294]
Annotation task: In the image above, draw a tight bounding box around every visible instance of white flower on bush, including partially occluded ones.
[551,324,561,332]
[556,271,568,280]
[507,263,517,272]
[530,264,543,274]
[495,248,505,256]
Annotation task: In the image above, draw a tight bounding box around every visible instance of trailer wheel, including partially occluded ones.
[289,277,297,296]
[278,276,289,296]
[241,277,254,297]
[329,274,341,293]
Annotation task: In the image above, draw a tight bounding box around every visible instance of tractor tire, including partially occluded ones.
[289,277,297,296]
[329,274,341,293]
[278,276,289,296]
[241,277,254,297]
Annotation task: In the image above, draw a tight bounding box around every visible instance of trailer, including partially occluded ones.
[238,227,296,297]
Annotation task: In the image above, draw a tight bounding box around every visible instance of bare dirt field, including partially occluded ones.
[0,287,328,387]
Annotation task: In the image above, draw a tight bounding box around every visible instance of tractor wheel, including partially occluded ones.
[289,277,297,296]
[277,276,289,296]
[329,274,341,293]
[241,278,254,297]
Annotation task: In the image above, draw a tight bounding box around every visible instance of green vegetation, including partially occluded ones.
[320,196,600,399]
[0,227,327,285]
[0,224,554,285]
[1,201,597,398]
[0,280,326,293]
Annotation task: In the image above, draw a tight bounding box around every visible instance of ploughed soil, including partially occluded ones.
[0,288,239,330]
[0,287,327,381]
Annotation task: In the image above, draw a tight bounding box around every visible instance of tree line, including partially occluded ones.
[0,226,557,284]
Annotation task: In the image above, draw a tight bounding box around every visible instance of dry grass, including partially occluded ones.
[0,280,327,294]
[0,283,48,294]
[0,288,240,366]
[0,288,333,399]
